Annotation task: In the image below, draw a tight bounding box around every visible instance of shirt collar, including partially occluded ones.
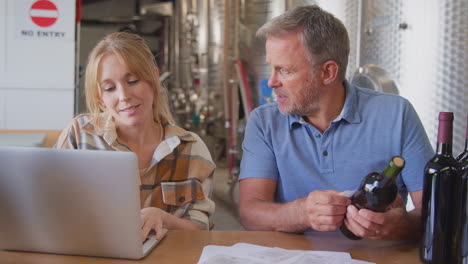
[288,80,361,129]
[288,114,307,129]
[150,123,197,166]
[81,113,118,146]
[162,122,197,143]
[338,80,361,124]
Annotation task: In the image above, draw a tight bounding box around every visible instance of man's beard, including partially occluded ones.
[277,81,321,117]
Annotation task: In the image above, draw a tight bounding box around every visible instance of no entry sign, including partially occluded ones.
[14,0,75,41]
[29,0,59,28]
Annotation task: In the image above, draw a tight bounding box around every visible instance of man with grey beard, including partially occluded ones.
[238,5,433,241]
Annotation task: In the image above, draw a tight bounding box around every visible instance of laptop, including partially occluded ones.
[0,146,167,259]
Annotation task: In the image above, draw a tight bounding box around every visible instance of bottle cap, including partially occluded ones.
[392,156,405,168]
[437,112,453,143]
[438,112,454,121]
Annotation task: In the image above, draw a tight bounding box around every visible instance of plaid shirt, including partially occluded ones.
[55,114,216,229]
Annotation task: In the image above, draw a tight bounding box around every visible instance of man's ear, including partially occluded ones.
[320,60,339,85]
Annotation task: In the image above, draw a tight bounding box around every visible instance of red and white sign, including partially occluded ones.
[29,0,59,27]
[14,0,75,41]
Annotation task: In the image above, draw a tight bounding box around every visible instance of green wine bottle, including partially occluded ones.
[341,156,405,240]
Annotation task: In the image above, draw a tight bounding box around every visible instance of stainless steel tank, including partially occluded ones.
[326,0,467,154]
[238,0,287,105]
[170,0,467,154]
[426,0,467,154]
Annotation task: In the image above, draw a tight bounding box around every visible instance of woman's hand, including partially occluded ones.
[140,207,169,241]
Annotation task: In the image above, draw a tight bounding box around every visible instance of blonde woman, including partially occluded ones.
[56,32,215,241]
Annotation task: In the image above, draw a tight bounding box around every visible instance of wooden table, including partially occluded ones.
[0,230,421,264]
[0,130,61,148]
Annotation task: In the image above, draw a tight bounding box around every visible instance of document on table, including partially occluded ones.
[197,243,374,264]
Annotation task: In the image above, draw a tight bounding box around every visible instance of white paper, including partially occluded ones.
[197,243,374,264]
[348,260,375,264]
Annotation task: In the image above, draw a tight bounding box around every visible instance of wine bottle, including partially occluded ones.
[456,114,467,264]
[458,168,468,264]
[420,112,462,264]
[340,156,405,240]
[457,114,468,169]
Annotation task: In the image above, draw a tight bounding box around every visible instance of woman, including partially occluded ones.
[56,32,216,241]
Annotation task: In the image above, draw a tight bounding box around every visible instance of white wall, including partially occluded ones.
[0,0,76,129]
[0,1,5,128]
[0,90,5,128]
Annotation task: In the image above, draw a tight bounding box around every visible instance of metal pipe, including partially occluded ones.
[356,0,363,68]
[222,0,231,127]
[172,1,180,91]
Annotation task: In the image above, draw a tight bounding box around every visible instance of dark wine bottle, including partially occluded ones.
[456,114,468,264]
[420,112,462,264]
[340,156,405,240]
[458,168,468,264]
[457,114,468,169]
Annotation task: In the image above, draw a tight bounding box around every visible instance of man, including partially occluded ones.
[238,5,433,240]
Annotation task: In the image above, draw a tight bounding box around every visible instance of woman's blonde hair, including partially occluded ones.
[84,31,174,128]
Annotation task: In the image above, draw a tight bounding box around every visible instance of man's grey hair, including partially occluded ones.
[257,5,350,80]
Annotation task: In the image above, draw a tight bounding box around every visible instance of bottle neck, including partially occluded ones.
[382,160,404,182]
[436,142,453,156]
[465,115,468,151]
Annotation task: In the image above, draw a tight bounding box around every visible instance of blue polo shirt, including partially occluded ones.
[239,81,434,204]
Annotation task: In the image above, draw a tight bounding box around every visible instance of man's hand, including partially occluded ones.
[140,207,169,241]
[305,190,351,231]
[343,195,412,240]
